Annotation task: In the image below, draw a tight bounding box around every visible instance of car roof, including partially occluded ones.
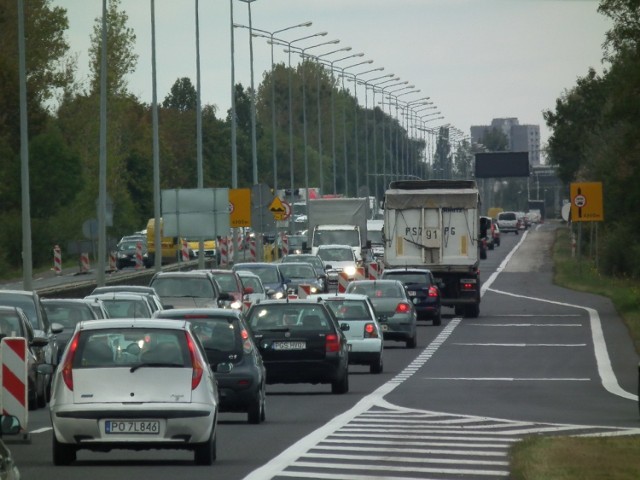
[350,279,403,285]
[152,271,212,277]
[383,268,433,274]
[235,270,260,278]
[317,244,353,250]
[308,293,369,301]
[0,289,36,298]
[77,318,188,331]
[92,285,158,294]
[85,292,152,300]
[234,262,278,268]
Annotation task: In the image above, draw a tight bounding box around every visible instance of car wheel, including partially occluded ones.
[465,303,480,318]
[331,370,349,394]
[406,334,417,349]
[433,310,442,326]
[52,434,76,466]
[370,354,383,374]
[247,388,265,424]
[194,429,216,465]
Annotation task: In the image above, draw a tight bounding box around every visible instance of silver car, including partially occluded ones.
[49,319,219,465]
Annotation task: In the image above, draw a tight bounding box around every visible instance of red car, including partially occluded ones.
[209,269,247,310]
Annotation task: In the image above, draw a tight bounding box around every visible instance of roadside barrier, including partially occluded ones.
[135,241,144,269]
[181,239,189,263]
[249,238,257,262]
[368,261,382,279]
[338,272,350,293]
[1,337,28,436]
[355,266,366,280]
[53,245,62,275]
[227,235,234,262]
[280,233,289,257]
[108,251,117,272]
[219,237,228,267]
[79,252,90,273]
[297,284,311,299]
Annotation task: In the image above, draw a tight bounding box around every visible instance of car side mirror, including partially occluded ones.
[0,415,21,435]
[325,264,333,270]
[31,336,50,349]
[51,322,64,335]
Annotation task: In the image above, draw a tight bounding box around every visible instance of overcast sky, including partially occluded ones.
[55,0,611,161]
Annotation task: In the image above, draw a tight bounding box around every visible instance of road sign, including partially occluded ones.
[570,182,603,222]
[269,197,291,221]
[229,188,251,228]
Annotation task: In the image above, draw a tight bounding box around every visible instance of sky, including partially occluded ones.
[54,0,612,162]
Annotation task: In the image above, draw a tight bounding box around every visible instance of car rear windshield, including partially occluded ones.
[188,317,243,364]
[323,300,372,321]
[74,328,189,368]
[151,277,215,298]
[499,212,516,221]
[347,282,403,298]
[382,272,430,286]
[247,304,332,332]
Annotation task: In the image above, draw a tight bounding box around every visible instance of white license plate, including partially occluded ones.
[272,341,306,350]
[380,324,388,331]
[408,291,416,296]
[105,420,160,435]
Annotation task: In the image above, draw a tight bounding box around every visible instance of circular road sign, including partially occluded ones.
[574,194,586,208]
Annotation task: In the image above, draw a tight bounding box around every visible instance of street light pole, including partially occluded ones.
[238,0,258,184]
[378,81,408,190]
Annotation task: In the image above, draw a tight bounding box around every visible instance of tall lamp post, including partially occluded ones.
[314,47,352,193]
[378,81,408,190]
[238,21,312,191]
[319,53,365,194]
[350,67,384,194]
[335,59,372,196]
[389,90,420,180]
[238,0,259,184]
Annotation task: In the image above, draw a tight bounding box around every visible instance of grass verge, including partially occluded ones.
[509,224,640,479]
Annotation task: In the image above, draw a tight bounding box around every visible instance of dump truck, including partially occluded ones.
[383,180,484,318]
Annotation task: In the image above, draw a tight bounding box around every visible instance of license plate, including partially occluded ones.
[380,324,388,331]
[408,291,416,296]
[105,420,160,435]
[272,341,306,350]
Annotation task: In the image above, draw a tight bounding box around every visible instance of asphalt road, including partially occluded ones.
[6,222,640,480]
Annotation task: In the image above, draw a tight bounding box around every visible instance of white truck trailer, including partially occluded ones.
[383,180,484,317]
[306,198,370,263]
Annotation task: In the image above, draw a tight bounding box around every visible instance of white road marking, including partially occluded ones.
[423,377,590,381]
[452,342,587,347]
[466,323,582,327]
[30,427,52,434]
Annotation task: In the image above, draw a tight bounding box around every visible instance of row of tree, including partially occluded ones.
[544,0,640,278]
[1,0,472,273]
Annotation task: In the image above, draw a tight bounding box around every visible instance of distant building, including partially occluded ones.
[470,118,540,165]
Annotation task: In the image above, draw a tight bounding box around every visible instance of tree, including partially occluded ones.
[88,0,137,96]
[163,77,197,111]
[479,127,508,152]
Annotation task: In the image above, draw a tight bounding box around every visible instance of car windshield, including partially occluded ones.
[282,256,323,270]
[313,230,359,247]
[211,274,238,293]
[118,241,142,252]
[0,293,38,330]
[0,311,25,337]
[278,264,315,279]
[383,272,430,285]
[73,328,188,368]
[323,300,372,321]
[151,277,215,298]
[240,276,264,293]
[237,267,280,284]
[317,248,353,262]
[500,212,516,221]
[347,282,402,298]
[43,303,96,328]
[247,304,331,332]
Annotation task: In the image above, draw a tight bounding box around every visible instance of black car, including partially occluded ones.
[232,263,289,299]
[154,308,266,424]
[149,271,233,309]
[381,268,442,326]
[114,239,147,269]
[0,290,63,397]
[280,254,329,292]
[245,299,349,394]
[0,306,51,410]
[277,262,325,296]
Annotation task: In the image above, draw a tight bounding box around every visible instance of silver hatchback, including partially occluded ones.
[49,319,218,465]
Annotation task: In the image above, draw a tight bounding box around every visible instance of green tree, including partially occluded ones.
[88,0,137,96]
[479,127,508,152]
[163,77,197,111]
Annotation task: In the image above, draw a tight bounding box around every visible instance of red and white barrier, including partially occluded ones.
[135,241,144,269]
[181,239,189,262]
[368,261,382,279]
[227,235,234,262]
[354,266,366,280]
[297,284,311,299]
[1,337,28,433]
[280,233,289,257]
[249,238,257,262]
[108,251,117,272]
[80,252,90,273]
[53,245,62,275]
[219,237,229,266]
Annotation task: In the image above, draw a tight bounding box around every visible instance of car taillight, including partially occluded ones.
[364,323,378,338]
[241,329,253,353]
[395,302,411,313]
[325,334,341,353]
[461,278,477,291]
[428,286,439,298]
[185,333,204,390]
[62,332,80,391]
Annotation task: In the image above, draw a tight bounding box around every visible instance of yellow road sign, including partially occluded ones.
[570,182,603,222]
[269,196,290,221]
[229,188,251,227]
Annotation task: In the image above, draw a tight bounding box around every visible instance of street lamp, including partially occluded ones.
[350,66,384,193]
[239,20,312,191]
[379,82,410,188]
[314,46,352,193]
[238,0,259,184]
[336,59,372,196]
[320,52,364,194]
[268,31,328,215]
